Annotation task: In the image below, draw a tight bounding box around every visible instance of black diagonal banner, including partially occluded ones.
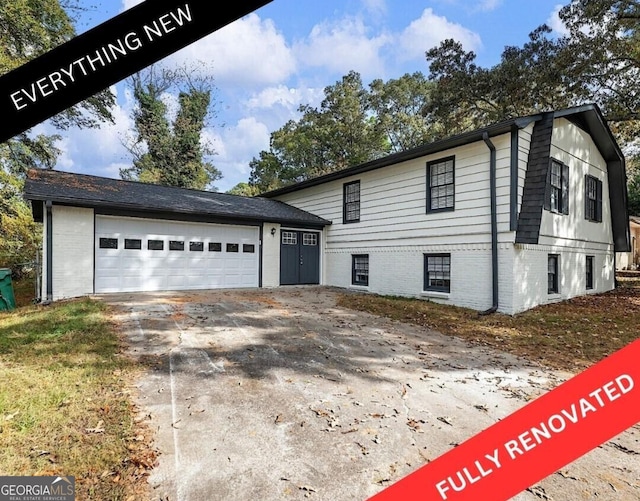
[0,0,273,143]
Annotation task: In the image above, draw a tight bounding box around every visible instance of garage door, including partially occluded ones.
[95,216,259,293]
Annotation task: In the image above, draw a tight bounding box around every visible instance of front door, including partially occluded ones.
[279,230,320,285]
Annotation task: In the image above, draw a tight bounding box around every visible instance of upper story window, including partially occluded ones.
[546,159,569,215]
[585,175,603,222]
[343,180,360,223]
[427,156,455,212]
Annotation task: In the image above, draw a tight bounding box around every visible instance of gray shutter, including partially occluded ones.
[561,163,569,215]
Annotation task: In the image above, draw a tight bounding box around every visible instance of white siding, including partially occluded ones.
[512,118,616,312]
[51,205,94,300]
[511,244,614,314]
[277,135,513,311]
[262,223,281,287]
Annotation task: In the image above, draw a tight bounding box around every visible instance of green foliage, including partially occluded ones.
[248,71,441,193]
[424,0,639,136]
[368,72,442,151]
[627,156,640,215]
[120,67,222,191]
[226,182,261,197]
[1,0,115,277]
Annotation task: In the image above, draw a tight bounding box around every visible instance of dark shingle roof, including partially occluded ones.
[23,169,331,227]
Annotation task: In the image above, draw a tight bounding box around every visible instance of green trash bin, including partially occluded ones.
[0,268,16,311]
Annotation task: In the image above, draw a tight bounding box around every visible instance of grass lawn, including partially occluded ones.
[0,297,156,500]
[337,280,640,372]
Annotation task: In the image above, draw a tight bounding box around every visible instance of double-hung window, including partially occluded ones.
[427,157,455,212]
[585,175,603,222]
[545,159,569,215]
[343,181,360,223]
[352,254,369,286]
[424,254,451,293]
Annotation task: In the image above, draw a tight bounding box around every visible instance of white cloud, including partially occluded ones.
[397,8,482,61]
[209,117,271,191]
[166,13,296,89]
[476,0,502,12]
[547,4,569,36]
[294,16,392,78]
[361,0,387,20]
[35,85,135,179]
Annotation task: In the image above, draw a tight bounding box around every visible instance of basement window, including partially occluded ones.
[586,255,594,290]
[548,254,560,294]
[99,238,118,249]
[424,254,451,293]
[352,254,369,286]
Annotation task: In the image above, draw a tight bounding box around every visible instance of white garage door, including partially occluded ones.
[95,215,260,293]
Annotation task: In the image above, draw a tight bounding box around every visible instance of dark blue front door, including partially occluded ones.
[279,230,320,285]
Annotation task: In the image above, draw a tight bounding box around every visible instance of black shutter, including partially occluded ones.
[561,163,569,215]
[596,179,603,222]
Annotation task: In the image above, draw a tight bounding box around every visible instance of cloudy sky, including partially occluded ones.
[33,0,570,192]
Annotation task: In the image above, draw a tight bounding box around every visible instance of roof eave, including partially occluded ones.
[23,193,331,228]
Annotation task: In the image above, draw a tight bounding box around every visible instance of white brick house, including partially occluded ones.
[24,104,630,314]
[263,104,630,315]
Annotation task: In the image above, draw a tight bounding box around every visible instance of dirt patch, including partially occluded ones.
[337,286,640,372]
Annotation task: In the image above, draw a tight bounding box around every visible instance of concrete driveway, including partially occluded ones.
[103,287,640,501]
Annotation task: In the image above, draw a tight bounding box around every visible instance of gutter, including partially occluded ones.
[481,132,499,315]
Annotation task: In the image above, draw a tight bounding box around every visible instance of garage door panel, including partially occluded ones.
[95,216,259,293]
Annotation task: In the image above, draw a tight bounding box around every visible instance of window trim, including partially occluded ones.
[343,180,361,224]
[548,254,560,294]
[424,253,451,293]
[427,156,455,213]
[586,255,594,290]
[351,254,369,286]
[545,159,569,215]
[584,174,603,223]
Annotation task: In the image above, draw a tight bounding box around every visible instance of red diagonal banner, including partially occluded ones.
[367,339,640,501]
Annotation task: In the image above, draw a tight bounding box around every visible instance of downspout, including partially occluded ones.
[481,132,499,315]
[45,200,53,304]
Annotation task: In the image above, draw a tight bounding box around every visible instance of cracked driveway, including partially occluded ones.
[103,286,640,501]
